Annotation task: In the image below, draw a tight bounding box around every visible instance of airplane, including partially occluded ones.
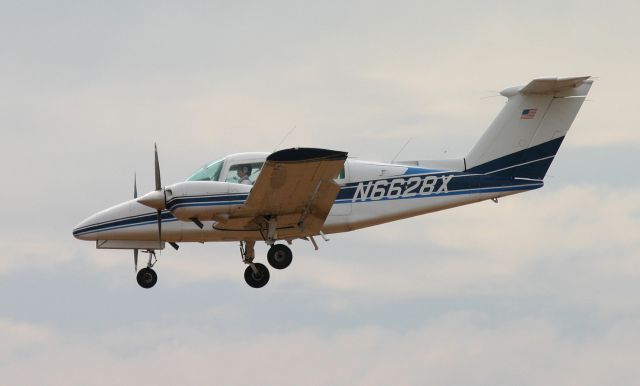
[73,76,593,289]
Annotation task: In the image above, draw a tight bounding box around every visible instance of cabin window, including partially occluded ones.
[335,166,345,180]
[225,162,264,185]
[187,159,224,182]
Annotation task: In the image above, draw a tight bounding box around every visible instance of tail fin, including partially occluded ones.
[465,76,593,179]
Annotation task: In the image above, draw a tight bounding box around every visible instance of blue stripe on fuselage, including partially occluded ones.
[73,211,177,236]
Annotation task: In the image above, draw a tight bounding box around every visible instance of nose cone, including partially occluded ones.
[73,200,133,241]
[73,220,92,240]
[73,213,102,241]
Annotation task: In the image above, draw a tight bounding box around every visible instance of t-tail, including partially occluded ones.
[464,76,593,179]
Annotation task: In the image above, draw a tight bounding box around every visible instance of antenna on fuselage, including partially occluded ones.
[273,125,297,152]
[390,137,412,164]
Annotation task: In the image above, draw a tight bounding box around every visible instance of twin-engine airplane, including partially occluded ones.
[74,76,593,289]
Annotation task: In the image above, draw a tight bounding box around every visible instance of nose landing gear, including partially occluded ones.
[136,250,159,289]
[137,267,158,288]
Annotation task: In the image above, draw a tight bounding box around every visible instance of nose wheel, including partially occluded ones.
[135,250,159,289]
[137,267,158,288]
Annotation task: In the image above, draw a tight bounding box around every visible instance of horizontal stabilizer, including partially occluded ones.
[501,76,591,97]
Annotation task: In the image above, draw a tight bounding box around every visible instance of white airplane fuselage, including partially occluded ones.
[73,157,542,244]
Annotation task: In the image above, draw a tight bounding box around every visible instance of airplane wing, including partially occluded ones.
[220,147,347,236]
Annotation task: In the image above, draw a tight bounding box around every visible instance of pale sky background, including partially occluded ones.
[1,0,640,385]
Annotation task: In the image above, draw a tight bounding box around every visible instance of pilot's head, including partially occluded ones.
[239,164,252,177]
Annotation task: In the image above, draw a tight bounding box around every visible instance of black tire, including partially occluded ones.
[267,244,293,270]
[244,263,270,288]
[136,267,158,289]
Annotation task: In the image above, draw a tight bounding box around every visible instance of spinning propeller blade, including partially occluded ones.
[154,144,163,248]
[134,173,139,271]
[135,144,166,249]
[154,143,161,191]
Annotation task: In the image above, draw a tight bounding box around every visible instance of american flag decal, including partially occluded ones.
[521,108,538,119]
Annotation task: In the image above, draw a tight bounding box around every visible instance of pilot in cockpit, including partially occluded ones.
[237,164,253,185]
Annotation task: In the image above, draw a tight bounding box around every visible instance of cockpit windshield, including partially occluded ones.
[187,158,224,182]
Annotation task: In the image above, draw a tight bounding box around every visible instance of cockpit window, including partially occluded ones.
[187,158,224,182]
[225,162,264,185]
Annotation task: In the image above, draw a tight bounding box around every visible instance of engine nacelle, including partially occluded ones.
[164,181,251,222]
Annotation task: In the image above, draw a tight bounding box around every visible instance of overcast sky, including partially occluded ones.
[1,0,639,385]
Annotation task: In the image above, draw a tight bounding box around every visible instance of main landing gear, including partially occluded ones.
[136,250,159,289]
[244,263,270,288]
[267,244,293,270]
[240,241,294,288]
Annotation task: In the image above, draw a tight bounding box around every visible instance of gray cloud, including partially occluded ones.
[1,314,639,386]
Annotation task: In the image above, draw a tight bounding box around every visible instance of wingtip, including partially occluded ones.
[267,147,348,162]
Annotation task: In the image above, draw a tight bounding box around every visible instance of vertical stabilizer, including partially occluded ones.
[465,76,592,179]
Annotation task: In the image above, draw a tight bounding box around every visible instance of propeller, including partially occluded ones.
[137,144,167,210]
[135,144,166,251]
[154,143,163,250]
[133,172,139,271]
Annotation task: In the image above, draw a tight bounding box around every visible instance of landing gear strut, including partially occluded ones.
[136,250,158,289]
[240,241,270,288]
